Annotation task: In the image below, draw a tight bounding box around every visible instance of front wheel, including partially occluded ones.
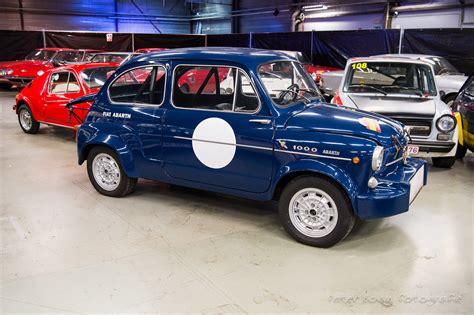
[455,144,467,159]
[278,176,355,248]
[432,156,456,168]
[87,147,137,197]
[18,104,40,134]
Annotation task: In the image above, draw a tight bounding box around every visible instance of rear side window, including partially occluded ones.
[109,66,166,105]
[172,65,259,112]
[49,72,80,94]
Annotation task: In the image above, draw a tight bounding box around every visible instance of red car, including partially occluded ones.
[1,48,102,88]
[278,51,341,85]
[14,63,118,133]
[134,48,168,54]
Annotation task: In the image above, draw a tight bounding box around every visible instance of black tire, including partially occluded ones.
[443,94,457,111]
[87,146,137,197]
[278,175,355,248]
[455,144,467,159]
[432,156,456,168]
[17,104,40,134]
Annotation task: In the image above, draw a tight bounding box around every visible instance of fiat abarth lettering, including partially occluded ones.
[76,48,427,248]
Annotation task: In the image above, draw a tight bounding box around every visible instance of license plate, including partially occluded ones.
[408,145,419,155]
[409,165,425,204]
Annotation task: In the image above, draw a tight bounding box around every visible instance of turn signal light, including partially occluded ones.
[352,157,360,164]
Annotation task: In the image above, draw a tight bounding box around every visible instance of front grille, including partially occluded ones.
[387,117,432,137]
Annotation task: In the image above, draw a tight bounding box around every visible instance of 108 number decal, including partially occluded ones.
[351,62,367,70]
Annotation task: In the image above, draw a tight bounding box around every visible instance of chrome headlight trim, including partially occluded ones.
[436,115,456,133]
[372,146,384,171]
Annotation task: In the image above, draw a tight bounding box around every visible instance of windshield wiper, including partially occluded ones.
[389,85,423,96]
[348,84,387,95]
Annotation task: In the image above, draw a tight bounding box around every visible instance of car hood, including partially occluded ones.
[286,103,404,147]
[347,95,436,117]
[5,60,52,77]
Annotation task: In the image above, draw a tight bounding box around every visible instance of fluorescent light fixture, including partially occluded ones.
[302,4,328,12]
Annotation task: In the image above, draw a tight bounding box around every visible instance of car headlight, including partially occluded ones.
[0,69,5,76]
[7,69,13,75]
[37,70,44,76]
[372,146,384,171]
[436,115,456,133]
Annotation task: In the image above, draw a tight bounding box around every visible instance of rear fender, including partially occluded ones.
[77,123,139,178]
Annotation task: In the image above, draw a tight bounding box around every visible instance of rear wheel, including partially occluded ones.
[278,176,355,248]
[18,104,40,134]
[432,156,456,168]
[87,147,137,197]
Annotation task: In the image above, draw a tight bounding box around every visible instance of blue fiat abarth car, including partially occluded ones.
[75,47,427,247]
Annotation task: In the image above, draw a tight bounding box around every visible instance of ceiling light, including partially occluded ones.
[302,4,328,12]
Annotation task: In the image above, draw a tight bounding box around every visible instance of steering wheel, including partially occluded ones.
[277,84,300,105]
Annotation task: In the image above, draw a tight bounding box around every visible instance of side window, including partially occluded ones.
[465,79,474,96]
[172,65,259,112]
[109,66,166,105]
[67,73,80,93]
[49,72,80,94]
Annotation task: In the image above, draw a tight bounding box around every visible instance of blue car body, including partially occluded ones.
[77,47,427,220]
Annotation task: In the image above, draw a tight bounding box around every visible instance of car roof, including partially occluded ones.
[374,53,440,59]
[54,62,119,72]
[38,48,73,51]
[93,52,134,56]
[127,47,295,67]
[349,55,433,66]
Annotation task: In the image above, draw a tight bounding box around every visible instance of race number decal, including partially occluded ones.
[351,62,367,70]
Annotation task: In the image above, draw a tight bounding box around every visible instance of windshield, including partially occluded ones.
[53,51,85,63]
[90,54,128,64]
[344,61,437,97]
[423,57,461,75]
[80,66,117,89]
[258,61,322,106]
[25,49,56,61]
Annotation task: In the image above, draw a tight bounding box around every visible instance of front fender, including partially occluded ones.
[272,158,359,212]
[77,122,139,178]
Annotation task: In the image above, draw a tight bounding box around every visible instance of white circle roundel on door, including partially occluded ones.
[192,118,236,169]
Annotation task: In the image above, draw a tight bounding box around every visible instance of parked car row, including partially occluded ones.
[11,47,431,248]
[0,48,168,89]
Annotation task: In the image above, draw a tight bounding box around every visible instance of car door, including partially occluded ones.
[106,65,167,173]
[43,70,83,126]
[456,77,474,145]
[163,64,274,193]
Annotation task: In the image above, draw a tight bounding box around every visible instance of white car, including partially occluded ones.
[320,54,468,108]
[331,56,458,168]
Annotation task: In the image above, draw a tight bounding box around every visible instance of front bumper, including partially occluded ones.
[356,158,427,220]
[4,76,34,87]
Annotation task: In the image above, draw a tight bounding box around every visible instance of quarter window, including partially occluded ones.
[49,72,81,94]
[109,66,166,105]
[173,65,259,112]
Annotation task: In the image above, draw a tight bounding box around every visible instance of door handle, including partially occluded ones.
[249,119,272,125]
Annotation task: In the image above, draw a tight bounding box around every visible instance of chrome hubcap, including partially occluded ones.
[19,109,32,130]
[92,153,121,191]
[289,188,338,238]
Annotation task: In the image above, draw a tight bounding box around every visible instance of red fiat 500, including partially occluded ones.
[14,62,118,134]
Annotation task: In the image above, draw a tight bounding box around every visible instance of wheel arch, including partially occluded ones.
[272,161,359,213]
[77,127,140,178]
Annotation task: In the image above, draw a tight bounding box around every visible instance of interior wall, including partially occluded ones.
[0,0,191,33]
[191,0,232,34]
[238,0,292,33]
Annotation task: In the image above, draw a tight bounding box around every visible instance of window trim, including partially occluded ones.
[170,63,262,115]
[48,70,82,95]
[107,64,167,107]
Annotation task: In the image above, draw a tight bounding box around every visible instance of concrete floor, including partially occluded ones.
[0,90,472,313]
